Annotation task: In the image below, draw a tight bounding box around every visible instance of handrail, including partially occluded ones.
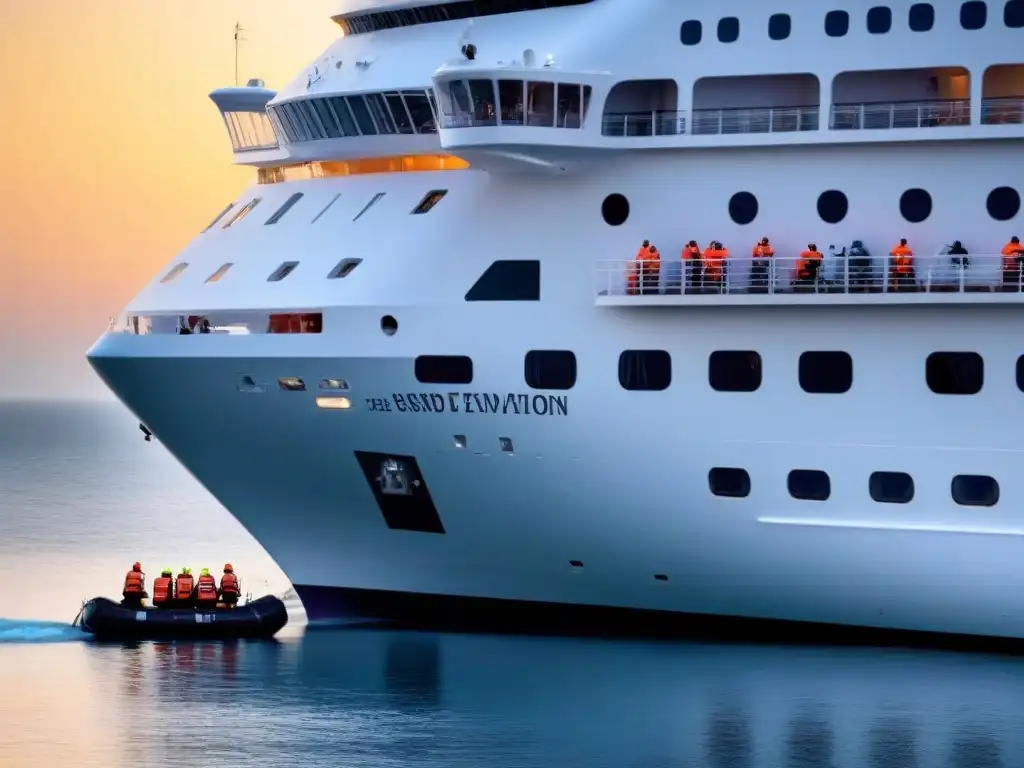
[602,111,686,137]
[830,98,970,130]
[596,253,1017,297]
[691,105,819,135]
[981,96,1024,125]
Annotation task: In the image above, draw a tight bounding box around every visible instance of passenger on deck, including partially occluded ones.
[682,240,702,294]
[152,567,173,609]
[219,564,240,607]
[1001,236,1024,292]
[639,244,661,295]
[626,240,651,296]
[195,568,219,607]
[795,244,823,291]
[702,241,729,293]
[847,240,873,292]
[889,238,916,292]
[175,567,195,607]
[122,562,147,609]
[750,237,774,293]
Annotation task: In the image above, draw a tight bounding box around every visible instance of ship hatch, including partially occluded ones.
[353,451,445,534]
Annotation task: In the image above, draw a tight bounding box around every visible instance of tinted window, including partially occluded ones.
[768,13,791,39]
[414,355,473,384]
[1017,355,1024,391]
[867,5,892,32]
[717,16,739,42]
[619,350,671,391]
[951,475,1000,507]
[265,192,303,225]
[788,470,831,501]
[465,260,540,301]
[869,471,914,504]
[1007,0,1024,27]
[680,19,702,44]
[825,9,850,36]
[908,2,935,30]
[926,352,983,395]
[709,467,750,498]
[961,0,987,28]
[799,351,852,393]
[524,350,577,390]
[709,351,761,392]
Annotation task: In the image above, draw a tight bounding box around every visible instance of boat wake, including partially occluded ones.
[0,618,85,644]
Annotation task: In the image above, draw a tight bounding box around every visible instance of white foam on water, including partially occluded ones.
[0,618,86,643]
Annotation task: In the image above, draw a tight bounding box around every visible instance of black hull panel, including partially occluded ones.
[78,595,287,641]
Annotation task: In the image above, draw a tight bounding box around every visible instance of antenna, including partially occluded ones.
[233,22,247,86]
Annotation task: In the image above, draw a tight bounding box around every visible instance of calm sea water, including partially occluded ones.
[1,401,1023,768]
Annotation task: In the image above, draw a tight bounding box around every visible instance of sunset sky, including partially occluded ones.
[0,0,339,399]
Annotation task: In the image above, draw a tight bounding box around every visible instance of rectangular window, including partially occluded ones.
[267,313,322,333]
[312,193,341,223]
[265,192,304,225]
[328,258,362,279]
[268,261,299,281]
[160,263,188,283]
[353,193,384,221]
[412,190,447,214]
[202,203,234,232]
[414,355,473,384]
[205,263,233,283]
[222,198,262,228]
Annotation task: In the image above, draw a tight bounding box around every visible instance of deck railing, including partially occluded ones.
[690,106,820,135]
[829,99,970,130]
[597,254,1018,298]
[981,96,1024,125]
[601,111,687,136]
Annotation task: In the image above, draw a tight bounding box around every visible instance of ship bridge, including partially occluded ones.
[208,80,287,167]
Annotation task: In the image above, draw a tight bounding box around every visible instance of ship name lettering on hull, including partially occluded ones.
[367,392,568,416]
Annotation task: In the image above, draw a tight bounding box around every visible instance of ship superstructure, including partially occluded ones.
[88,0,1024,641]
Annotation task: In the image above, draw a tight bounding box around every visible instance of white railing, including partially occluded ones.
[596,253,1019,298]
[602,111,687,137]
[440,110,585,129]
[830,99,970,130]
[690,106,820,135]
[981,96,1024,125]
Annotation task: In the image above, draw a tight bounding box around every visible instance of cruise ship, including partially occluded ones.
[87,0,1024,642]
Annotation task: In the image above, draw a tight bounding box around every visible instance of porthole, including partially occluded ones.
[768,13,791,39]
[960,0,988,29]
[926,352,983,395]
[414,355,473,385]
[717,16,739,43]
[680,19,702,45]
[817,190,848,224]
[524,350,577,390]
[867,5,892,32]
[1007,0,1024,27]
[709,350,761,392]
[1017,355,1024,391]
[987,187,1021,221]
[618,350,671,391]
[381,315,398,336]
[788,469,831,501]
[799,351,852,394]
[869,471,914,504]
[899,188,932,223]
[825,9,850,36]
[908,2,935,30]
[951,475,1000,507]
[601,193,629,226]
[728,192,758,225]
[709,467,750,498]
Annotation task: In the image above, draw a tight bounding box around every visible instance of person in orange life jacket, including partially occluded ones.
[219,564,241,607]
[122,562,147,608]
[175,567,195,606]
[1001,236,1024,292]
[750,237,774,292]
[638,244,661,295]
[702,241,729,291]
[681,240,702,293]
[195,568,219,607]
[626,240,651,295]
[795,244,823,289]
[889,238,915,292]
[151,567,174,608]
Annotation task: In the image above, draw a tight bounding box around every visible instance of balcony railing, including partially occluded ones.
[439,109,585,129]
[830,99,970,130]
[690,106,820,135]
[981,96,1024,125]
[602,111,687,137]
[596,253,1018,298]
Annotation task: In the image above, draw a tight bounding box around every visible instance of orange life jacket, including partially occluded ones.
[890,245,913,273]
[797,250,822,278]
[175,574,194,600]
[196,574,218,602]
[123,570,145,595]
[753,244,774,258]
[682,245,701,260]
[702,248,728,278]
[220,572,239,597]
[1001,242,1024,269]
[152,576,172,603]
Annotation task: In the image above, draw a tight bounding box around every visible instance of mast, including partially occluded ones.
[233,22,247,86]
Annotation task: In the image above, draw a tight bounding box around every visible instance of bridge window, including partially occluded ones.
[867,6,892,33]
[952,475,1000,507]
[347,96,378,135]
[926,352,983,395]
[788,470,831,501]
[825,10,849,36]
[415,355,473,385]
[327,97,359,136]
[160,263,188,283]
[310,98,342,138]
[799,351,852,393]
[268,261,298,282]
[768,13,791,39]
[717,17,739,42]
[525,350,577,390]
[402,91,436,132]
[265,192,304,225]
[961,0,988,28]
[465,260,540,301]
[619,350,671,391]
[329,258,362,279]
[412,190,447,214]
[205,263,233,283]
[222,198,261,228]
[1007,0,1024,26]
[908,2,934,29]
[869,471,914,504]
[680,19,702,45]
[709,351,761,392]
[384,92,415,134]
[709,467,750,498]
[202,203,234,232]
[335,0,597,35]
[268,313,322,333]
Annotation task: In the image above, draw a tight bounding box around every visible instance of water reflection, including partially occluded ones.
[786,708,834,768]
[868,717,918,768]
[949,730,1003,768]
[706,706,753,768]
[383,633,440,711]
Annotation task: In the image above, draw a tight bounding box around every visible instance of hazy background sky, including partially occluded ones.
[0,0,340,400]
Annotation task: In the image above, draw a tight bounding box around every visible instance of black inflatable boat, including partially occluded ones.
[74,595,288,641]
